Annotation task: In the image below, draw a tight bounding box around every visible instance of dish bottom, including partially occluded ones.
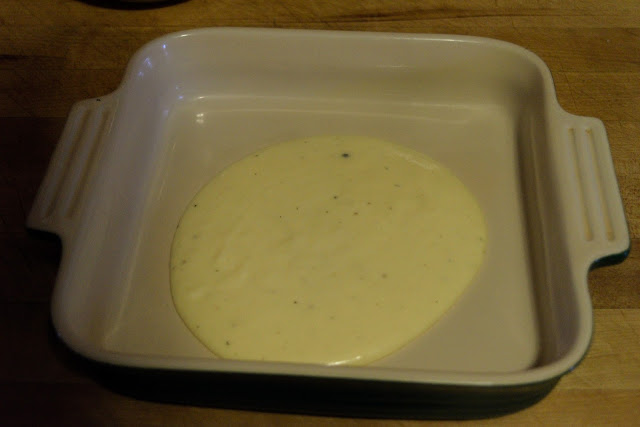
[100,95,540,374]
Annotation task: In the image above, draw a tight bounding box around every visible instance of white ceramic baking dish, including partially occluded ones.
[28,28,629,417]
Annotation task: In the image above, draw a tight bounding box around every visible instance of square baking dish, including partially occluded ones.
[28,28,629,417]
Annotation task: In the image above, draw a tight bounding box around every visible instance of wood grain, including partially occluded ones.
[1,0,638,424]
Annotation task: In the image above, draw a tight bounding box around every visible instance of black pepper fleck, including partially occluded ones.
[342,152,350,158]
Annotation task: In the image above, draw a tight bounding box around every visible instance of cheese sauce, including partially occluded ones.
[170,136,486,365]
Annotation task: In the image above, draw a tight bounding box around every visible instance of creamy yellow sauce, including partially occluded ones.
[170,136,486,365]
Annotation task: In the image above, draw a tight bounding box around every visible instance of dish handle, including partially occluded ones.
[27,95,117,241]
[557,115,630,270]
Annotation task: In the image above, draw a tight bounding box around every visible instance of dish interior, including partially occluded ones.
[55,31,574,374]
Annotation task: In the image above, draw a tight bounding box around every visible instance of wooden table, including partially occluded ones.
[2,0,639,424]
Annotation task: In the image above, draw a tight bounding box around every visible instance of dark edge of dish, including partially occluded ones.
[97,366,559,420]
[589,245,631,271]
[48,323,556,420]
[76,0,190,11]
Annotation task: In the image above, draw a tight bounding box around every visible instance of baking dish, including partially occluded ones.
[28,28,629,417]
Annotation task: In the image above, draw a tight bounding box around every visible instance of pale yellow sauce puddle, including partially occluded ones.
[171,136,486,365]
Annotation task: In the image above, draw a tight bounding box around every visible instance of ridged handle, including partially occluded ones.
[27,95,116,239]
[561,116,629,268]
